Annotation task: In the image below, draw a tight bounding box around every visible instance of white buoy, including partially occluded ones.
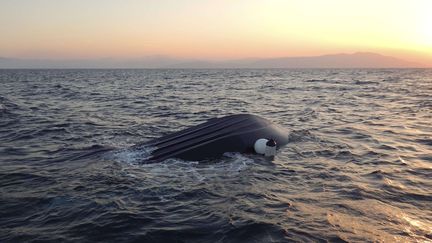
[254,138,268,154]
[254,138,277,157]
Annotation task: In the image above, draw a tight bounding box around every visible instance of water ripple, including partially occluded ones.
[1,69,431,242]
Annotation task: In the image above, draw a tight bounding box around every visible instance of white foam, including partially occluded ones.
[110,145,155,164]
[111,146,257,182]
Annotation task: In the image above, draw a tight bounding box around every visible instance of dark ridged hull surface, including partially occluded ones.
[144,114,289,162]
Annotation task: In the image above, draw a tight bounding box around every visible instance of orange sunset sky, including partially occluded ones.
[1,0,431,65]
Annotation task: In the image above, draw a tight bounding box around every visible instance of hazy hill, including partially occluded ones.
[0,52,424,69]
[245,52,422,68]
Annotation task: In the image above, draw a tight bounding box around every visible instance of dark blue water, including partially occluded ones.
[1,69,431,242]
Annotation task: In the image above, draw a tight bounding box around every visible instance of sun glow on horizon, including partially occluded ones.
[0,0,431,65]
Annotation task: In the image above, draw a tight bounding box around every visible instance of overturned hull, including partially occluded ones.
[142,114,289,163]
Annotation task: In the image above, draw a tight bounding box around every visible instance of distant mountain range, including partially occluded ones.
[0,52,425,69]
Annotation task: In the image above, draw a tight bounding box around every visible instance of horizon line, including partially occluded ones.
[0,51,423,61]
[1,52,430,69]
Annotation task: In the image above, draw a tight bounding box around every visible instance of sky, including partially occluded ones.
[1,0,431,65]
